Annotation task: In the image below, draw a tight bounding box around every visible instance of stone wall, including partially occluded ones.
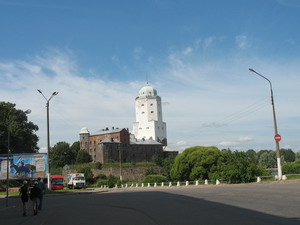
[62,165,161,182]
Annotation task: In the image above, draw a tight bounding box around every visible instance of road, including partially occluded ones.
[1,181,300,225]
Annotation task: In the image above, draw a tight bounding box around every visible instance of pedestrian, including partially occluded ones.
[30,181,41,216]
[19,180,29,216]
[36,177,46,210]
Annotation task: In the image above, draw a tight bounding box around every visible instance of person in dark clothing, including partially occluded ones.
[19,180,29,216]
[30,181,41,216]
[36,177,46,210]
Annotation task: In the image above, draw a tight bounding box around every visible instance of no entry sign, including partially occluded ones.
[274,134,281,142]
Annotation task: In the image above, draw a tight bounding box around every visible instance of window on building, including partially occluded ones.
[141,104,144,106]
[151,111,154,113]
[146,127,149,129]
[142,111,145,114]
[139,127,142,130]
[150,103,153,106]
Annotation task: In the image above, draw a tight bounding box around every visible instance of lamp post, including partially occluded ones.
[249,68,282,180]
[37,90,59,189]
[119,144,123,186]
[6,109,31,207]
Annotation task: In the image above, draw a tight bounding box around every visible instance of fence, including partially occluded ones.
[98,174,300,189]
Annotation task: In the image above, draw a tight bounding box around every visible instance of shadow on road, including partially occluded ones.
[1,190,299,225]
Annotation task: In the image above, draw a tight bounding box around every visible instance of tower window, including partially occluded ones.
[141,104,144,106]
[142,111,145,114]
[151,111,154,113]
[150,103,153,106]
[146,127,149,129]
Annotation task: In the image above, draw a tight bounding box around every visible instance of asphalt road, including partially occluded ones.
[1,181,299,225]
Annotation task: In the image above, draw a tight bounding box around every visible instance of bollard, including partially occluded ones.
[115,184,118,188]
[169,182,172,187]
[125,184,128,188]
[186,181,189,186]
[196,180,199,186]
[257,177,261,183]
[177,181,180,186]
[154,182,157,187]
[205,179,208,185]
[136,183,139,188]
[161,182,164,187]
[216,179,220,185]
[148,183,150,187]
[121,184,124,188]
[142,183,144,187]
[282,175,287,180]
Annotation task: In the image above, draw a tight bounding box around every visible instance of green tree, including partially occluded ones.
[170,146,222,181]
[50,141,76,168]
[220,151,266,183]
[70,141,80,163]
[280,148,295,163]
[0,102,39,154]
[258,151,276,168]
[245,149,258,162]
[144,175,167,183]
[296,151,300,161]
[76,150,92,164]
[160,156,175,180]
[282,160,300,174]
[78,167,94,184]
[151,154,163,166]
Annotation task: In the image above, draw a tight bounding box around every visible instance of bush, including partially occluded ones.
[144,175,167,183]
[145,168,157,176]
[107,175,120,188]
[78,167,94,184]
[283,160,300,174]
[96,179,108,187]
[95,162,102,170]
[95,173,107,180]
[50,167,63,175]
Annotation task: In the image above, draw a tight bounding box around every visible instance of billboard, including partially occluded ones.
[0,153,48,180]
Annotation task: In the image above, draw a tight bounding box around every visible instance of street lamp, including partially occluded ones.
[37,90,59,189]
[249,68,282,180]
[6,109,31,207]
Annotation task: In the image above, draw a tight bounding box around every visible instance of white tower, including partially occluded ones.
[133,83,167,145]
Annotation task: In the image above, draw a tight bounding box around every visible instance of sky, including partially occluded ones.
[1,0,300,153]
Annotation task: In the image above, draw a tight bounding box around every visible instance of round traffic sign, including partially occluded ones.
[274,134,281,142]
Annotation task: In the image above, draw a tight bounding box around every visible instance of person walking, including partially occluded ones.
[30,181,41,216]
[36,177,46,210]
[19,180,29,216]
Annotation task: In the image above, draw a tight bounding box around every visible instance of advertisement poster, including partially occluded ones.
[0,153,48,180]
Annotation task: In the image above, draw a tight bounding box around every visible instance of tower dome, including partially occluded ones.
[80,127,89,134]
[138,83,157,97]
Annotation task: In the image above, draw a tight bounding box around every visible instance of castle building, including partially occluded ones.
[79,83,177,164]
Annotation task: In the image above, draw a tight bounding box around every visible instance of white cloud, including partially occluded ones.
[182,47,193,56]
[219,141,239,147]
[235,34,250,49]
[1,47,300,153]
[177,140,188,146]
[238,136,254,142]
[203,36,215,49]
[276,0,300,7]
